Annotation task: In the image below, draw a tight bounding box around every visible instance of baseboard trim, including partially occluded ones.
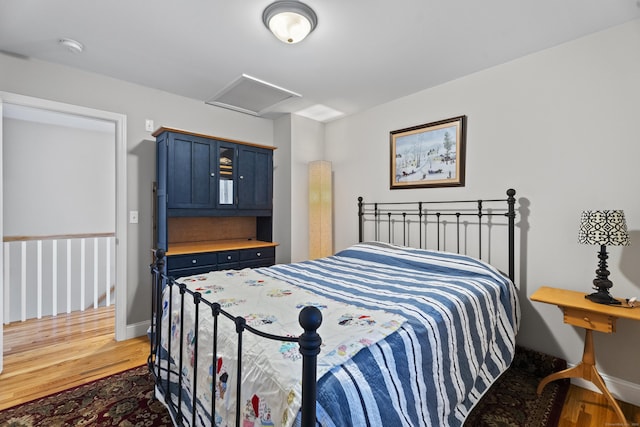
[569,363,640,407]
[126,320,151,340]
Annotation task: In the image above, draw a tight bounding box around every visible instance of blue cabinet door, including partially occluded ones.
[238,146,273,210]
[167,134,216,209]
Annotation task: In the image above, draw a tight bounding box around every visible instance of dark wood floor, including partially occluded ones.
[1,305,639,425]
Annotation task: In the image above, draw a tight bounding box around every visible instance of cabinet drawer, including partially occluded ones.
[217,262,240,271]
[239,247,275,261]
[563,307,616,333]
[239,258,275,269]
[167,253,217,270]
[168,265,217,279]
[217,251,240,264]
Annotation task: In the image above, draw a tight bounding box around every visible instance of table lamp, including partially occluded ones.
[578,210,630,305]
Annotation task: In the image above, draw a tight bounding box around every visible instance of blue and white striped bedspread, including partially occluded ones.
[259,242,520,427]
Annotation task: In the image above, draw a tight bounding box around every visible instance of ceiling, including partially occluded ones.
[1,1,639,122]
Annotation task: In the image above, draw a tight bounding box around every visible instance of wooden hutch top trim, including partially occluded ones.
[152,127,276,151]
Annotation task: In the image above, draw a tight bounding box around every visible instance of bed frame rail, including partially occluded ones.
[358,188,516,281]
[148,251,322,427]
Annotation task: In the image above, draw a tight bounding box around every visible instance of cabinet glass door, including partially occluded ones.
[219,146,235,205]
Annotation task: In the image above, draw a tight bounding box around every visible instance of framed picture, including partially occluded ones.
[390,115,466,189]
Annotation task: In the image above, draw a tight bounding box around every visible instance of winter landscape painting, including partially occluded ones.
[390,115,466,189]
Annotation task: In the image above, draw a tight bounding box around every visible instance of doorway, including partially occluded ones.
[0,92,127,373]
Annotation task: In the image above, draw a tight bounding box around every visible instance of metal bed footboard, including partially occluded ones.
[148,251,322,427]
[358,188,516,281]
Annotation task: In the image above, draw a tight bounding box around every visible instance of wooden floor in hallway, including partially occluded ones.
[0,305,148,410]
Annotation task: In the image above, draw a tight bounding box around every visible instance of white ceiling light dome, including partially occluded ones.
[262,1,317,44]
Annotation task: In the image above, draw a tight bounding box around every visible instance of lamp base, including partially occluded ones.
[585,290,621,305]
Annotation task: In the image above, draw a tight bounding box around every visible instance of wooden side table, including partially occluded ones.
[530,286,640,425]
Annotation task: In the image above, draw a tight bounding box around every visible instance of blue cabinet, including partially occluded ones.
[156,129,273,216]
[153,127,276,275]
[165,246,276,277]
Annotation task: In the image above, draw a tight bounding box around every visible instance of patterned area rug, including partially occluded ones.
[0,346,567,427]
[465,345,570,426]
[0,365,173,427]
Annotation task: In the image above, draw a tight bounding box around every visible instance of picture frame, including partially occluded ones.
[390,115,466,189]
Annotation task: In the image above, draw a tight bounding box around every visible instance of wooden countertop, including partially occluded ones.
[531,286,640,321]
[165,239,278,256]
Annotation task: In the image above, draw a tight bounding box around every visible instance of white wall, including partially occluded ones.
[290,115,325,262]
[0,53,275,326]
[273,115,292,264]
[273,114,325,263]
[3,116,116,321]
[4,117,115,235]
[324,19,640,402]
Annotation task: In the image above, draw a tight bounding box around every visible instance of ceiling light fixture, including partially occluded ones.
[59,38,84,54]
[262,1,317,44]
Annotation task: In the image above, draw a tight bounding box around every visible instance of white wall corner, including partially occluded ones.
[126,319,151,340]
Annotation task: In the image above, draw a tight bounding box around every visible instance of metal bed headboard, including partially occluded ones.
[358,188,516,281]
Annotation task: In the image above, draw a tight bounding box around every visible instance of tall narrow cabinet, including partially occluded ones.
[154,127,277,277]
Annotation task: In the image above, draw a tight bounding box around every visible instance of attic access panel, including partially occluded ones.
[205,74,301,116]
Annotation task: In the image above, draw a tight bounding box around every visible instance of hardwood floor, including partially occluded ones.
[0,306,148,410]
[559,386,640,426]
[1,306,640,425]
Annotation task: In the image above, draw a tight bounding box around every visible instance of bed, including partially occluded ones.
[148,188,519,427]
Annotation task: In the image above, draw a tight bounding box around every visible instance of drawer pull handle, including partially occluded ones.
[583,317,590,322]
[192,260,197,264]
[257,252,261,257]
[227,256,232,260]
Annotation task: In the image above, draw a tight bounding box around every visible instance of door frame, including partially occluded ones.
[0,93,128,373]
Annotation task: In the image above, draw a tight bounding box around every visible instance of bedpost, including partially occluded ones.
[358,197,364,242]
[152,249,165,291]
[299,306,323,427]
[418,202,423,249]
[506,189,516,282]
[149,249,165,374]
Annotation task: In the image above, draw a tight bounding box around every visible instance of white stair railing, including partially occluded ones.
[3,233,116,324]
